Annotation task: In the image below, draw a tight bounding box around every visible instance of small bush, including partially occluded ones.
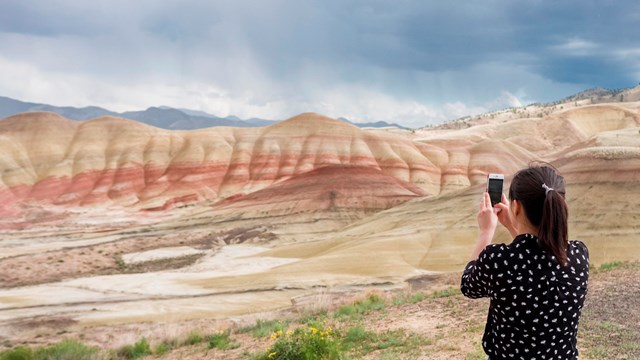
[598,260,625,272]
[34,339,98,360]
[0,347,33,360]
[393,291,424,305]
[116,338,151,359]
[207,330,239,350]
[343,325,374,344]
[153,342,172,356]
[239,320,289,339]
[181,331,204,346]
[114,256,127,271]
[335,293,385,319]
[429,287,460,299]
[1,340,97,360]
[342,325,376,353]
[298,311,328,325]
[375,329,431,356]
[256,324,340,360]
[410,292,424,303]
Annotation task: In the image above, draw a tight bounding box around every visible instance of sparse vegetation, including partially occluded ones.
[181,330,204,346]
[114,255,126,271]
[207,330,239,350]
[0,347,33,360]
[2,262,637,359]
[341,327,430,357]
[428,287,461,299]
[238,319,290,339]
[152,341,172,356]
[580,316,640,359]
[254,323,340,360]
[334,293,385,320]
[597,260,625,272]
[0,340,97,360]
[117,254,205,275]
[115,338,151,359]
[393,291,424,305]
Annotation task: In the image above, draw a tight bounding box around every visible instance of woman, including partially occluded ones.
[461,165,589,359]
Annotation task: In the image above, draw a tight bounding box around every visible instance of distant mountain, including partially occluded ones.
[120,107,252,129]
[0,96,277,130]
[0,96,118,120]
[0,96,407,130]
[244,118,279,126]
[337,117,410,130]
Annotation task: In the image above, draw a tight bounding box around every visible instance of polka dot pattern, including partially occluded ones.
[461,233,589,359]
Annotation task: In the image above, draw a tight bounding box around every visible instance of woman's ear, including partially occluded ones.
[511,199,521,217]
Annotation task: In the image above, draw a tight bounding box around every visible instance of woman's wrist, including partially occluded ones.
[478,228,495,243]
[471,230,494,260]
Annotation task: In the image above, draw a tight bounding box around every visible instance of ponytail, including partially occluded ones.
[538,188,569,266]
[509,165,570,267]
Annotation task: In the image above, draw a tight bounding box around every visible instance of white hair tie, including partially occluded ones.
[542,183,554,195]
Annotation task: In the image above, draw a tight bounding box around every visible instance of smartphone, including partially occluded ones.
[487,173,504,207]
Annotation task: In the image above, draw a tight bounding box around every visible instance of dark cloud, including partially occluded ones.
[0,0,637,126]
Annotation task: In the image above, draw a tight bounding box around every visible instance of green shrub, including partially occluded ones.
[409,292,424,303]
[153,342,172,356]
[429,287,461,299]
[207,330,239,350]
[393,292,424,305]
[1,340,98,360]
[377,333,403,350]
[116,338,151,359]
[256,324,340,360]
[342,325,377,354]
[181,331,204,346]
[298,311,328,325]
[239,320,289,339]
[114,256,127,271]
[34,339,98,360]
[335,293,385,319]
[343,325,374,345]
[598,260,624,272]
[0,347,34,360]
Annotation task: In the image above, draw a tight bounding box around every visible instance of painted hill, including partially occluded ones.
[0,95,639,348]
[2,102,640,230]
[0,112,493,229]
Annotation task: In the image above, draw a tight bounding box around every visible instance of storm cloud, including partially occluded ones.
[0,0,638,127]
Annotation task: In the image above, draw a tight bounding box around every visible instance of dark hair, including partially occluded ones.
[508,165,569,266]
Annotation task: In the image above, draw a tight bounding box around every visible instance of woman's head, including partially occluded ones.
[508,165,569,265]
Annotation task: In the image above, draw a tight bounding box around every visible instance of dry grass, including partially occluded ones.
[156,263,639,359]
[2,262,637,359]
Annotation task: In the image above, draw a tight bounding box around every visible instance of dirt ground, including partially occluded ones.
[6,263,627,359]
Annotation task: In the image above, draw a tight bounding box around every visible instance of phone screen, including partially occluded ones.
[487,178,503,206]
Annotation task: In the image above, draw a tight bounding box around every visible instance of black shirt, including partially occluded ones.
[461,233,589,360]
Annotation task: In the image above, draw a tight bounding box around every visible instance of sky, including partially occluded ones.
[0,0,639,128]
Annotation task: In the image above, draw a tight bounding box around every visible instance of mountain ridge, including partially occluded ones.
[0,96,406,130]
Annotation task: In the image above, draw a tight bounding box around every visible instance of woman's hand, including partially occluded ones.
[495,194,517,238]
[477,192,498,235]
[471,192,498,260]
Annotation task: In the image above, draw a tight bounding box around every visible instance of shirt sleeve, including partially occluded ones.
[460,244,499,299]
